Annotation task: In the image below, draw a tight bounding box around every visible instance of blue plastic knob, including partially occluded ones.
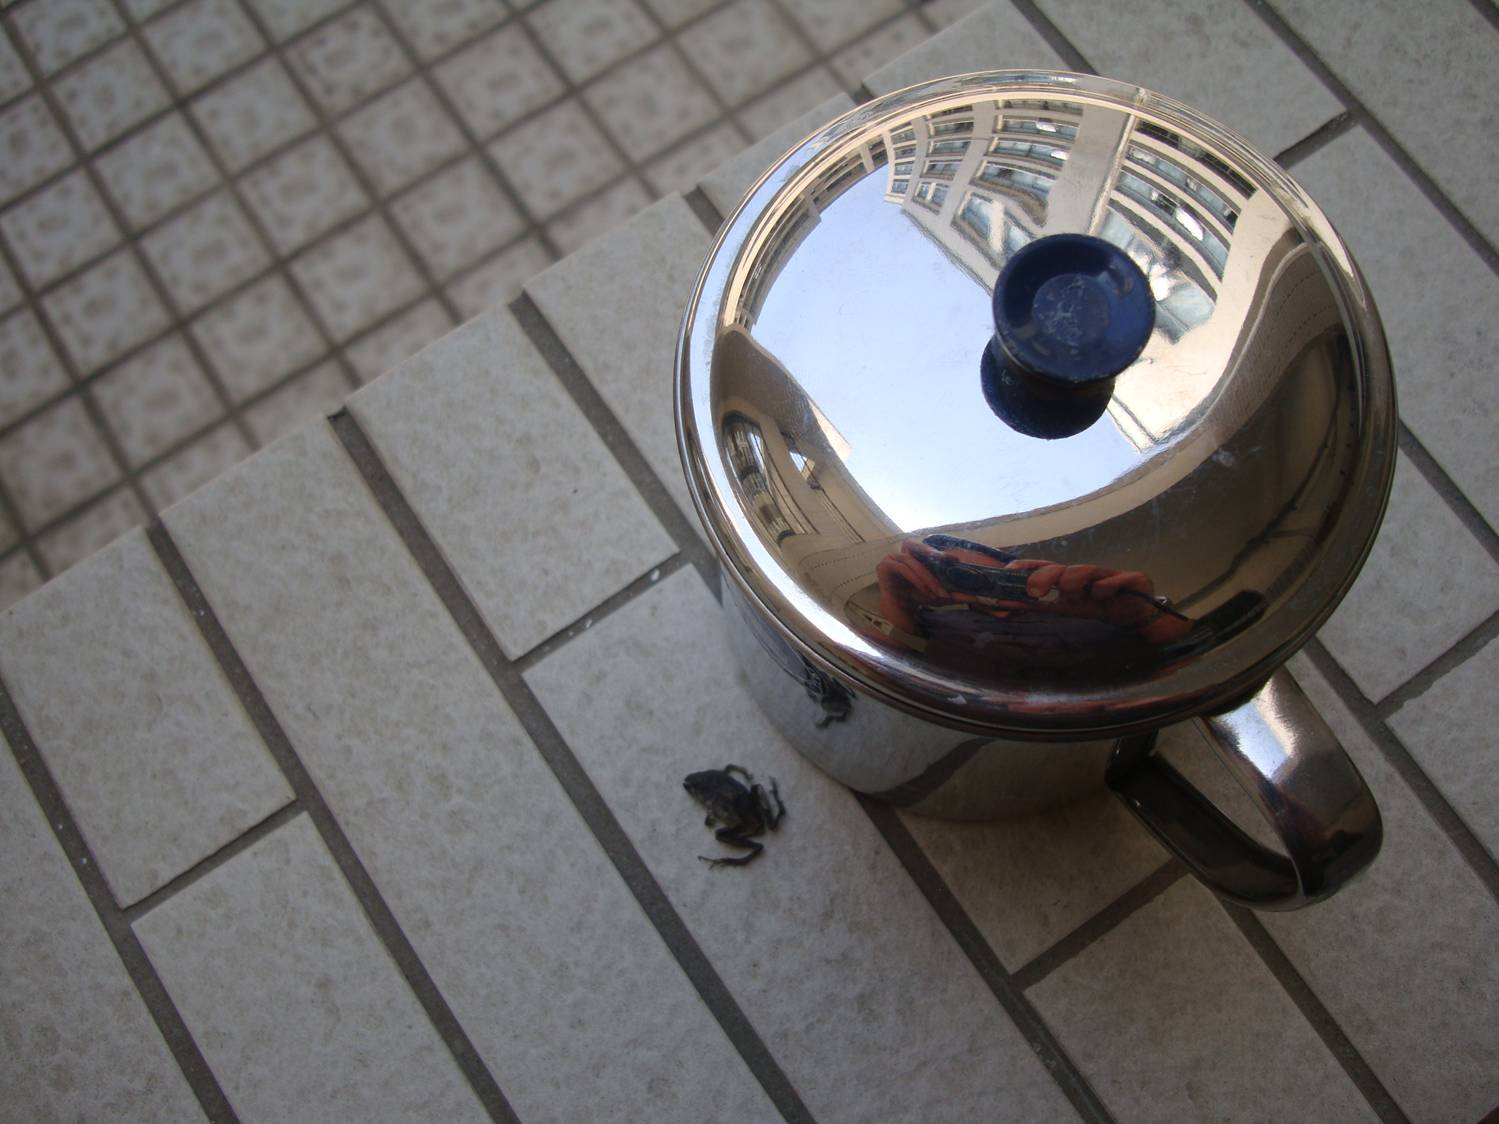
[991,233,1154,388]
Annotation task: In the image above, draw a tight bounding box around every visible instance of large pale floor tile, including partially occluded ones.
[1036,0,1340,154]
[0,528,291,906]
[135,815,485,1124]
[525,196,712,518]
[1031,877,1371,1122]
[1264,654,1499,1122]
[348,307,675,657]
[699,92,855,217]
[527,569,1079,1124]
[1276,0,1499,246]
[0,747,201,1122]
[1290,128,1499,532]
[161,424,775,1123]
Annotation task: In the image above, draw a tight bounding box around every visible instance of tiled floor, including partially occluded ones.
[5,0,1499,1121]
[0,0,959,608]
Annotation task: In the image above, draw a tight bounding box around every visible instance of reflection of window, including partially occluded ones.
[958,193,991,239]
[894,145,915,159]
[924,160,959,177]
[891,128,916,144]
[892,179,909,193]
[1116,169,1228,276]
[894,161,913,175]
[930,139,970,155]
[1135,122,1254,198]
[723,414,807,545]
[999,119,1078,142]
[930,183,948,205]
[932,120,974,136]
[1126,145,1238,229]
[991,138,1067,165]
[1098,210,1215,342]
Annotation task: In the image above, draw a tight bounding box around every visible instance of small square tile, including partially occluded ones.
[487,98,625,219]
[830,14,926,88]
[0,97,75,203]
[738,66,842,139]
[776,0,903,51]
[637,0,717,28]
[53,40,171,150]
[349,305,675,655]
[545,177,651,254]
[584,43,716,159]
[291,215,424,339]
[134,817,485,1122]
[122,0,180,18]
[140,190,271,313]
[0,25,34,101]
[0,396,120,527]
[643,121,744,196]
[679,0,812,105]
[390,158,522,279]
[701,91,852,214]
[527,0,656,83]
[190,57,315,171]
[343,298,452,382]
[94,112,219,229]
[191,274,326,401]
[244,359,347,442]
[434,23,563,138]
[14,0,125,75]
[864,1,1063,96]
[142,420,251,507]
[238,134,366,254]
[0,310,72,429]
[242,0,348,41]
[381,0,507,61]
[527,196,708,511]
[91,334,223,464]
[286,5,411,114]
[43,249,170,372]
[1318,453,1499,702]
[35,486,146,573]
[141,0,264,95]
[445,236,552,319]
[0,169,119,287]
[336,77,465,195]
[0,551,43,610]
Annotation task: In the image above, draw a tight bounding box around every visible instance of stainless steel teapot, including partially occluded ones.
[675,72,1394,910]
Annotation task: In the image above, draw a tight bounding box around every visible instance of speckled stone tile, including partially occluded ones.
[91,334,222,467]
[677,0,812,106]
[41,248,171,373]
[1277,0,1499,247]
[527,569,1079,1122]
[776,0,904,52]
[0,395,120,527]
[433,23,564,140]
[862,0,1063,96]
[285,5,411,115]
[829,14,927,90]
[350,306,673,655]
[36,487,146,573]
[1030,877,1371,1122]
[336,77,467,197]
[0,308,71,429]
[645,122,745,198]
[0,97,74,204]
[1261,654,1499,1122]
[0,528,290,905]
[1036,0,1340,155]
[0,169,119,288]
[141,421,251,509]
[162,424,778,1123]
[444,236,552,319]
[525,195,710,516]
[699,91,853,215]
[582,43,716,159]
[134,814,485,1123]
[1317,453,1499,702]
[544,176,652,255]
[94,113,219,230]
[486,98,626,220]
[1389,635,1499,863]
[141,0,264,96]
[526,0,657,85]
[52,40,171,151]
[13,0,125,76]
[189,57,316,173]
[242,359,347,444]
[382,0,507,62]
[0,747,201,1122]
[900,786,1166,970]
[343,298,453,383]
[139,190,271,314]
[290,214,424,341]
[739,67,842,139]
[388,156,523,280]
[1291,129,1499,533]
[190,274,327,402]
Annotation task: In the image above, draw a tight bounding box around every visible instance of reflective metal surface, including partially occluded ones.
[680,72,1396,738]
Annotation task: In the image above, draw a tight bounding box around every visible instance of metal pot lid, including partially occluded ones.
[677,71,1396,739]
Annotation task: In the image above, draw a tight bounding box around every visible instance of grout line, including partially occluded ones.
[0,672,240,1124]
[1273,110,1356,169]
[508,292,720,593]
[1007,0,1096,72]
[145,521,520,1124]
[682,185,726,235]
[625,0,756,146]
[511,553,692,674]
[1396,424,1499,563]
[327,408,815,1124]
[1221,903,1411,1123]
[1376,609,1499,718]
[122,801,304,923]
[1010,859,1185,991]
[856,797,1117,1124]
[1245,0,1499,281]
[1302,638,1499,905]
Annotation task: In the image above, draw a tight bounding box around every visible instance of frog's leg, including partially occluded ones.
[699,831,764,867]
[723,763,753,784]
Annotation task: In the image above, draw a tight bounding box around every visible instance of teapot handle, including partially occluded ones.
[1107,668,1382,910]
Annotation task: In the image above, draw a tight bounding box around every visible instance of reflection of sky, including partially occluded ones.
[749,175,1147,533]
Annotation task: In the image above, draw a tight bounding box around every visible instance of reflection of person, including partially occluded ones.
[872,536,1193,671]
